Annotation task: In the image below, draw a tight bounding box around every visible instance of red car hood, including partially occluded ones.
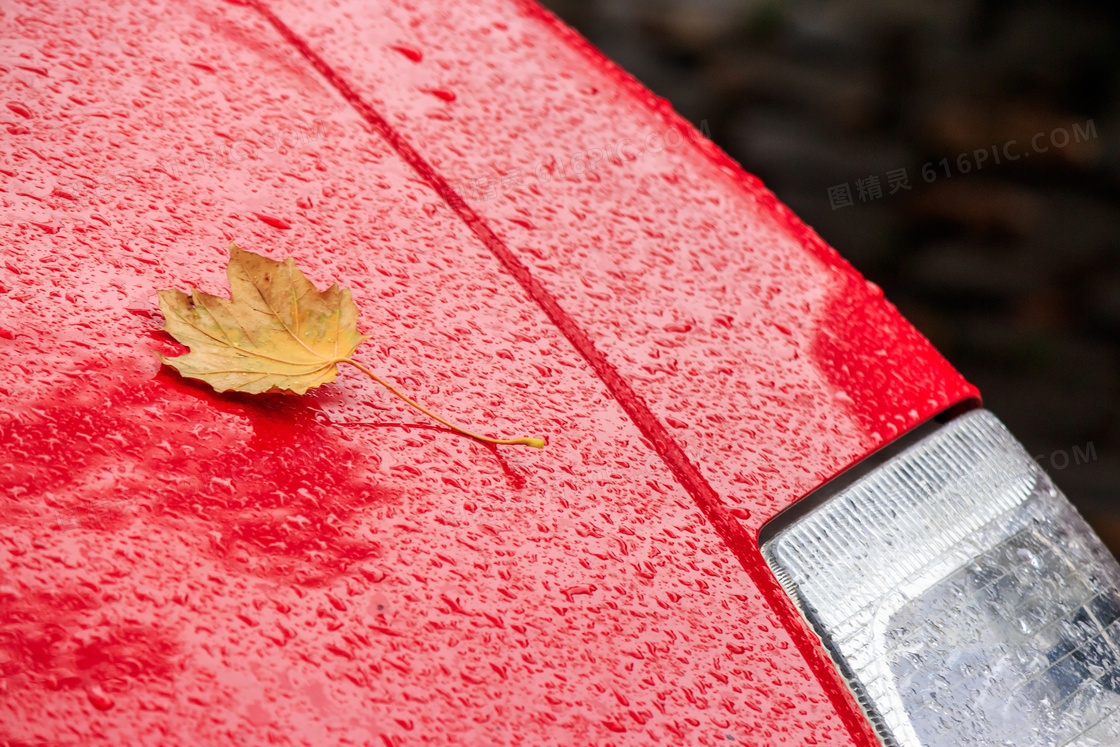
[0,0,975,743]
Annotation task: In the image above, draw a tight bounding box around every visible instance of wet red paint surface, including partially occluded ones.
[0,0,975,744]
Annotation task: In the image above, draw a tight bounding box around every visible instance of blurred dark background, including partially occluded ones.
[540,0,1120,546]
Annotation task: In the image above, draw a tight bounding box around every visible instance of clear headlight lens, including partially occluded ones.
[763,409,1120,746]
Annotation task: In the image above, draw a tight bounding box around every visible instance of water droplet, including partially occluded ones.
[253,213,292,230]
[6,102,33,119]
[86,684,114,711]
[419,88,456,103]
[389,45,422,63]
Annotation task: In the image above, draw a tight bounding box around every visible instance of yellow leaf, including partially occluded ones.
[158,243,544,448]
[158,243,368,395]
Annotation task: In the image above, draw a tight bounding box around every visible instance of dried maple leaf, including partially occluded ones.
[158,243,545,448]
[158,243,366,395]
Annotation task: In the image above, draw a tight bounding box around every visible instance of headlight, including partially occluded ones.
[763,409,1120,746]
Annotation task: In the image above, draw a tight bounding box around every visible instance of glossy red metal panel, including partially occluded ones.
[0,0,884,744]
[253,0,978,742]
[262,0,977,533]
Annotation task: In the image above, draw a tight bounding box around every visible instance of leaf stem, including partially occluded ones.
[338,359,545,449]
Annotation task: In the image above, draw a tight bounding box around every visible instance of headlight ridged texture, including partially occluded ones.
[765,410,1120,746]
